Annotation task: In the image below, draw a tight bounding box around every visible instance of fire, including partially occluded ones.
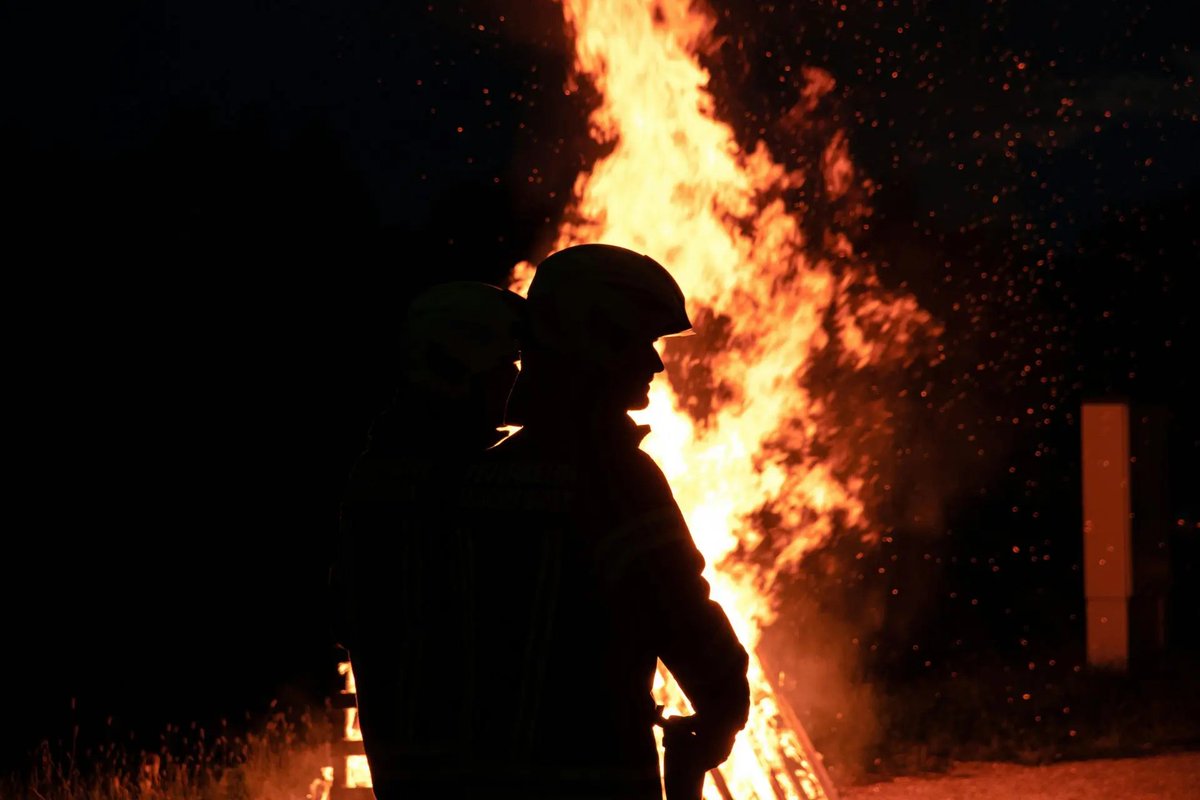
[331,1,937,797]
[512,1,939,798]
[329,660,372,796]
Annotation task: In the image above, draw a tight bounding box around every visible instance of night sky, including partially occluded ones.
[3,0,1197,773]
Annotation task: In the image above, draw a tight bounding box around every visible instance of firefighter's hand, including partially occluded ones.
[660,714,737,772]
[660,716,708,800]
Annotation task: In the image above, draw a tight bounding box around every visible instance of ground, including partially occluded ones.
[841,752,1200,800]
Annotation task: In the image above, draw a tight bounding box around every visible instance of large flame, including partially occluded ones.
[332,1,937,797]
[512,1,939,798]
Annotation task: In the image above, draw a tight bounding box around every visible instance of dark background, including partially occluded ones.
[3,0,1196,774]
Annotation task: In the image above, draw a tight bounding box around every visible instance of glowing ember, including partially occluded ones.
[512,1,939,798]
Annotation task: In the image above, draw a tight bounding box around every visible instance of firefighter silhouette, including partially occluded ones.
[460,244,750,799]
[331,281,524,799]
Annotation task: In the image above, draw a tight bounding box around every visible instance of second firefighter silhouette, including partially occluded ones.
[465,244,750,799]
[333,281,525,799]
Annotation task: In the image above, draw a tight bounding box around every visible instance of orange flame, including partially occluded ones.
[513,1,939,798]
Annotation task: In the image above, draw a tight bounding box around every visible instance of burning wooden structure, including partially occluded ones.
[329,659,373,800]
[506,0,932,793]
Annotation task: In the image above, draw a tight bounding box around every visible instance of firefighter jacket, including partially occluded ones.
[333,403,498,798]
[458,414,751,799]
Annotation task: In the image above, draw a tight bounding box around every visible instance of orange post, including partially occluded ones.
[1081,402,1133,672]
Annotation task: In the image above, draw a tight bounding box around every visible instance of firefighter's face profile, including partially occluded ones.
[598,330,664,411]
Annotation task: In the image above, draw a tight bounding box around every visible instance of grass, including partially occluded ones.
[2,705,335,800]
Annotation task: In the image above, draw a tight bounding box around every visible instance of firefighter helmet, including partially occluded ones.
[525,244,692,361]
[404,281,524,396]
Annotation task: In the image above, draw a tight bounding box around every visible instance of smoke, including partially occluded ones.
[761,596,883,785]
